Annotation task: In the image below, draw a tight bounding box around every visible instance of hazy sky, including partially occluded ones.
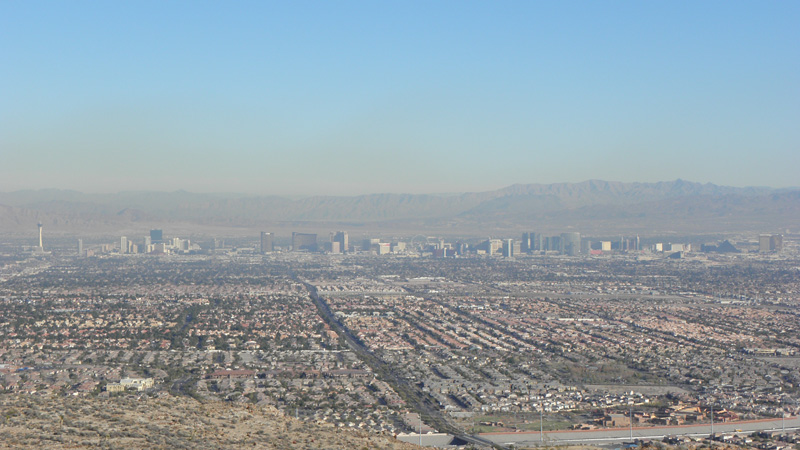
[2,1,798,196]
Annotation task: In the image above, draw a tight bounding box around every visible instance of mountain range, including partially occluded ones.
[1,180,798,236]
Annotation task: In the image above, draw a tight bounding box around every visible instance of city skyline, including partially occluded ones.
[2,2,799,195]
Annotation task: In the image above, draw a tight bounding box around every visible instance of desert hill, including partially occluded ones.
[0,393,419,450]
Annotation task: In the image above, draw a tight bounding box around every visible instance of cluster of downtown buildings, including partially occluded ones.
[258,230,592,257]
[256,230,631,257]
[29,221,785,258]
[77,229,786,258]
[256,230,784,258]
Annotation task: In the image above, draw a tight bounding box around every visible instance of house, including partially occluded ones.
[206,369,256,380]
[105,377,154,392]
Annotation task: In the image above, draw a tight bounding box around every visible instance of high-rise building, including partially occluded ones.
[36,222,43,250]
[150,229,163,243]
[545,235,561,252]
[332,231,348,253]
[524,232,544,252]
[260,232,274,253]
[521,233,532,253]
[479,238,503,256]
[667,243,684,252]
[561,232,581,256]
[759,234,783,253]
[171,238,190,251]
[292,232,318,252]
[759,235,770,252]
[771,234,783,252]
[77,239,83,256]
[503,239,514,257]
[362,238,380,252]
[120,236,129,254]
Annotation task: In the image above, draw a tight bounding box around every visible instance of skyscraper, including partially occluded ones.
[503,239,514,257]
[561,232,581,256]
[521,233,532,253]
[759,234,783,253]
[150,229,163,243]
[120,236,128,254]
[37,222,43,250]
[771,234,783,252]
[77,239,83,256]
[332,231,348,253]
[527,232,543,252]
[260,232,274,253]
[292,232,318,252]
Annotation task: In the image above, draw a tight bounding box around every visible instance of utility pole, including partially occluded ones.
[710,405,714,436]
[419,414,422,447]
[540,401,544,443]
[630,406,633,440]
[782,398,785,433]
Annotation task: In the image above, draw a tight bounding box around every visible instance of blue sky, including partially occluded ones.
[2,1,798,195]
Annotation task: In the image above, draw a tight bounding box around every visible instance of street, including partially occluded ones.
[482,416,800,446]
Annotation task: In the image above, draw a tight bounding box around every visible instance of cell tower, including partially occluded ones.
[38,222,43,250]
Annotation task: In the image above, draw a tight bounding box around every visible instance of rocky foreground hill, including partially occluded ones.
[0,394,420,450]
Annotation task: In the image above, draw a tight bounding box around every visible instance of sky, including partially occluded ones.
[1,1,799,196]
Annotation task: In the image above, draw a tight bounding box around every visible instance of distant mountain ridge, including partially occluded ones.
[0,180,798,235]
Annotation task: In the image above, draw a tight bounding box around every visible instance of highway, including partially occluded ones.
[302,281,505,449]
[482,416,800,446]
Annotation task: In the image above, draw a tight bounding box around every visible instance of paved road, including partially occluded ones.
[302,281,505,449]
[482,416,800,446]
